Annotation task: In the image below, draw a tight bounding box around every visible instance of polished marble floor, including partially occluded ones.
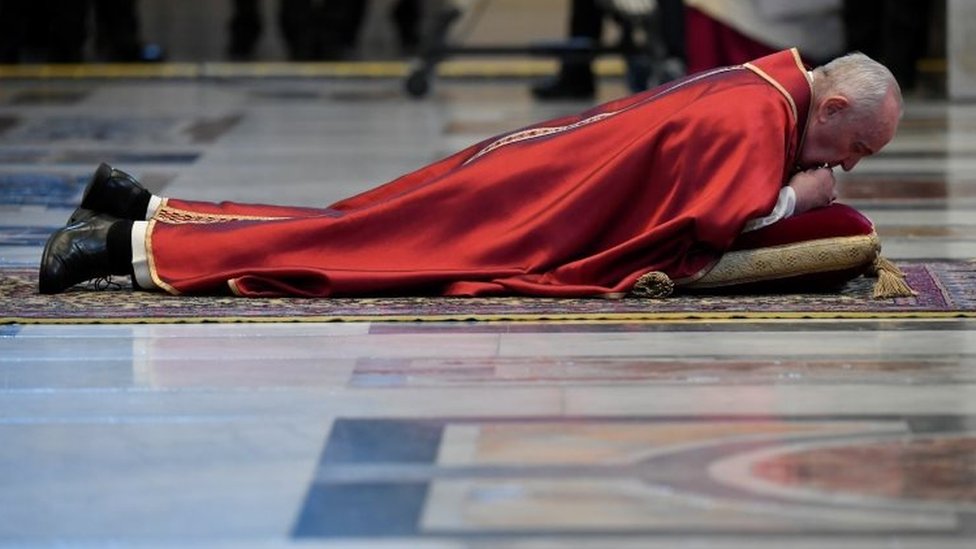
[1,72,976,548]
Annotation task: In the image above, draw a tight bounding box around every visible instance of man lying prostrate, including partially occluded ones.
[40,49,901,298]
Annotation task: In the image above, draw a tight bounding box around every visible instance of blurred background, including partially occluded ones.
[0,0,961,99]
[3,5,976,546]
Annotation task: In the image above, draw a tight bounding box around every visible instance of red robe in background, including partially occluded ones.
[685,7,778,74]
[146,48,812,298]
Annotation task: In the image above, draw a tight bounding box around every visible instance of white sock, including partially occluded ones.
[145,195,163,219]
[130,221,157,290]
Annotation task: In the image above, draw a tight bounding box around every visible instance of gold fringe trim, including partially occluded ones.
[870,256,917,299]
[632,271,674,298]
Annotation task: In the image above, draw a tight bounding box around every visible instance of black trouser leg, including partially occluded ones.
[47,0,90,62]
[228,0,263,59]
[564,0,602,78]
[92,0,142,61]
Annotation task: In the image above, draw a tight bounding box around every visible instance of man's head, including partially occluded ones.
[800,52,903,172]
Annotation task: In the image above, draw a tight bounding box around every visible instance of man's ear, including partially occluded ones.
[820,96,850,119]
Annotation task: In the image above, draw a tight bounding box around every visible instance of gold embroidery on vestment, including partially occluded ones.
[154,205,290,225]
[463,66,742,165]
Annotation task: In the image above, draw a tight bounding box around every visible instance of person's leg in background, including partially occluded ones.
[92,0,149,61]
[656,0,686,78]
[391,0,421,56]
[227,0,263,60]
[844,0,931,92]
[46,0,90,62]
[0,1,28,62]
[279,0,314,60]
[318,0,368,59]
[532,0,603,100]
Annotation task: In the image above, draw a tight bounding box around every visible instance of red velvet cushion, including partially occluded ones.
[731,203,875,251]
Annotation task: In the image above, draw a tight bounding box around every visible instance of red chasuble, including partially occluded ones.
[146,49,813,297]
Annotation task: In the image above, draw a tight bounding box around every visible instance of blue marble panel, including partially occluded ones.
[292,419,442,538]
[323,419,443,464]
[0,173,87,208]
[292,482,428,537]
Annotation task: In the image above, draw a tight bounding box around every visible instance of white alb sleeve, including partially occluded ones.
[741,186,797,233]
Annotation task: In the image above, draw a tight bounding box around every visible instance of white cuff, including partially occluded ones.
[741,187,796,233]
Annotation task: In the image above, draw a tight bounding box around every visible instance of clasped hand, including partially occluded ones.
[789,167,837,215]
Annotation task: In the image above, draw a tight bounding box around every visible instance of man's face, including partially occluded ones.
[799,91,900,172]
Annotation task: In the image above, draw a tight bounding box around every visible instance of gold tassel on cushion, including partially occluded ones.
[632,271,674,298]
[870,256,917,299]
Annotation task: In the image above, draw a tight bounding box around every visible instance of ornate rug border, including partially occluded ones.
[5,261,976,324]
[4,310,976,325]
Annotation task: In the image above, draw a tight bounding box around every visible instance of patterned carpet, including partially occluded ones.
[2,262,975,323]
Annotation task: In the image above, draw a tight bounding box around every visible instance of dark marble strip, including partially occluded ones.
[840,172,951,181]
[874,150,976,159]
[327,89,407,102]
[895,116,976,132]
[0,116,17,136]
[857,177,960,185]
[840,178,950,199]
[184,114,243,144]
[878,226,976,238]
[58,150,200,164]
[845,200,973,210]
[0,149,199,165]
[8,89,89,105]
[841,171,957,179]
[248,89,323,101]
[897,117,949,131]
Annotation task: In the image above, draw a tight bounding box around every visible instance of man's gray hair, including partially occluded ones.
[812,52,903,117]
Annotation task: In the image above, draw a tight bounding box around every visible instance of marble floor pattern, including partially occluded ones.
[1,74,976,549]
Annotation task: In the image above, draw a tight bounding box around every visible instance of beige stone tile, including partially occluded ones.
[563,385,976,416]
[421,478,953,532]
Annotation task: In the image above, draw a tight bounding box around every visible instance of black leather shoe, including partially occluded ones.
[531,74,595,101]
[39,214,123,294]
[68,163,151,224]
